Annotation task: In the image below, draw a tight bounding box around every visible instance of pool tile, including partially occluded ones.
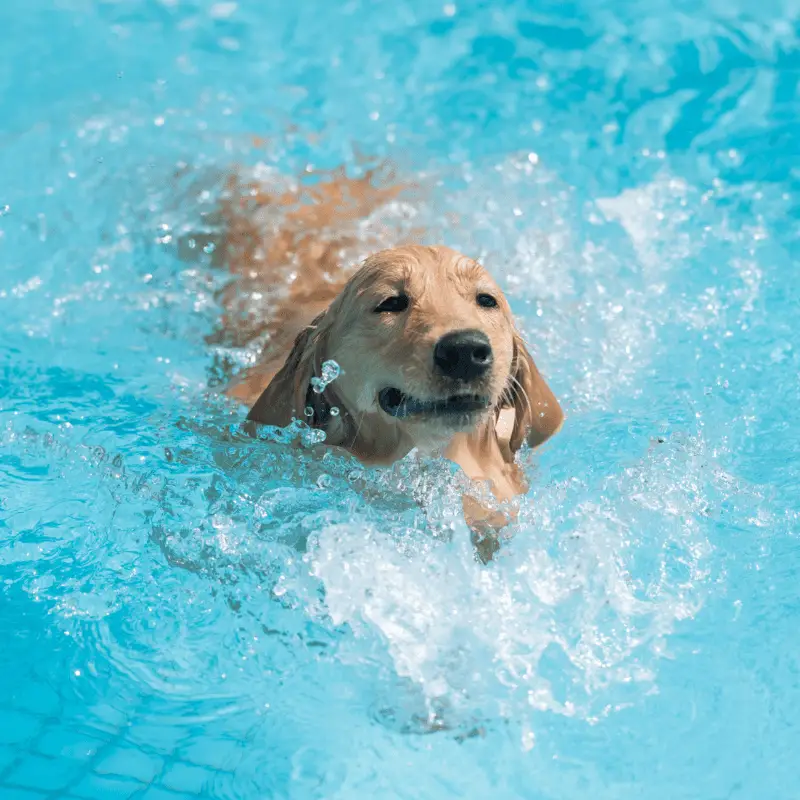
[141,787,201,800]
[8,683,61,717]
[35,726,107,760]
[5,753,83,792]
[71,773,146,800]
[93,745,163,784]
[0,743,19,772]
[125,722,188,752]
[0,788,48,800]
[160,761,217,794]
[79,702,131,735]
[0,710,43,745]
[180,735,243,771]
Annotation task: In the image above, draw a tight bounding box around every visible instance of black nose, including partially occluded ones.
[433,330,493,381]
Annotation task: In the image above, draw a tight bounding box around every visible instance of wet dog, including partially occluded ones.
[196,164,563,559]
[241,245,563,559]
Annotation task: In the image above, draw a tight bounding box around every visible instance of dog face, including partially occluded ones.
[325,246,515,443]
[248,245,563,461]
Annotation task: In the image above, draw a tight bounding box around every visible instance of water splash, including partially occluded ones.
[310,359,342,394]
[1,1,797,788]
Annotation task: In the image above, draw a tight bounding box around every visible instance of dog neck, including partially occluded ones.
[333,406,525,500]
[444,411,526,502]
[315,396,525,500]
[335,410,415,466]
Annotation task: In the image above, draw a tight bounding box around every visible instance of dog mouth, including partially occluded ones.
[378,387,491,419]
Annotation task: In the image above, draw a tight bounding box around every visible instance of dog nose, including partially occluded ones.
[434,330,493,381]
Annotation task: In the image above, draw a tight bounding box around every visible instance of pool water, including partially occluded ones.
[1,0,799,798]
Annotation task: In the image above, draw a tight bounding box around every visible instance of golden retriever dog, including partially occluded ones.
[240,245,563,559]
[191,161,563,560]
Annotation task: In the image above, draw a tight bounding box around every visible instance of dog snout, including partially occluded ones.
[433,330,493,381]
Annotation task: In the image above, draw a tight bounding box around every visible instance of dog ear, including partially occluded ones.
[246,312,348,443]
[505,328,564,454]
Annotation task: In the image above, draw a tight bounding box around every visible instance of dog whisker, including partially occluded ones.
[507,373,533,422]
[351,408,368,449]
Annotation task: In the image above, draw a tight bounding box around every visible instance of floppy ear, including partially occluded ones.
[505,328,564,454]
[246,312,349,444]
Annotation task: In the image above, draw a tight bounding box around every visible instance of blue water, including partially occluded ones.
[1,0,799,797]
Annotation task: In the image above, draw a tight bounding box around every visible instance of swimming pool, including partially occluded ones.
[1,0,798,797]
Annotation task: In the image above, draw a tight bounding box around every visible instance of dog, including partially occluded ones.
[238,244,564,559]
[184,160,563,560]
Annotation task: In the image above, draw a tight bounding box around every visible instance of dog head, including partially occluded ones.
[249,245,563,463]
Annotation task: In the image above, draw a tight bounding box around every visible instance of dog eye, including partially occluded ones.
[374,294,409,313]
[476,293,498,309]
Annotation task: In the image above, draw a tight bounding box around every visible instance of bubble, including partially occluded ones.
[301,428,326,446]
[304,406,314,417]
[330,407,340,417]
[310,360,341,394]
